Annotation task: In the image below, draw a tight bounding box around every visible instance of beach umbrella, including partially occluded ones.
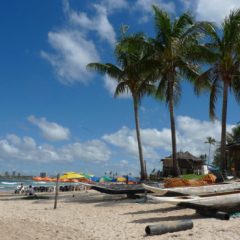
[128,176,140,183]
[90,176,100,182]
[60,172,85,179]
[32,177,44,181]
[116,176,127,182]
[42,177,54,182]
[80,173,94,179]
[99,176,112,182]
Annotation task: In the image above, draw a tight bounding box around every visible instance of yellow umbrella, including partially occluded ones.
[117,176,127,182]
[60,172,85,179]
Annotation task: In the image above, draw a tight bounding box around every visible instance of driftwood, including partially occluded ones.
[145,220,193,236]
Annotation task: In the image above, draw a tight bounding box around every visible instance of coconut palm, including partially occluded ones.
[87,34,155,180]
[151,6,202,176]
[204,136,216,165]
[227,124,240,144]
[197,10,240,172]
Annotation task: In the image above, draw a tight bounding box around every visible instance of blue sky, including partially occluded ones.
[0,0,240,177]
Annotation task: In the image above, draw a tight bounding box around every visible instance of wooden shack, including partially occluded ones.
[226,142,240,177]
[161,151,205,176]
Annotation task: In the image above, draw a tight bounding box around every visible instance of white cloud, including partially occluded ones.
[63,140,111,163]
[194,0,240,24]
[104,75,131,98]
[120,159,128,165]
[0,135,111,164]
[42,0,117,84]
[103,126,160,160]
[100,0,128,12]
[65,3,116,45]
[176,116,234,156]
[41,31,100,84]
[28,115,71,141]
[136,0,175,13]
[135,0,176,22]
[103,116,234,161]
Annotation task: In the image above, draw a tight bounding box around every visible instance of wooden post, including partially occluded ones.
[54,173,60,209]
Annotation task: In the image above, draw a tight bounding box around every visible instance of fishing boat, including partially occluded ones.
[142,181,240,196]
[79,182,151,196]
[147,190,240,212]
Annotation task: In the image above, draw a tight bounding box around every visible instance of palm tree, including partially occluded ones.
[87,34,155,180]
[227,124,240,144]
[204,136,216,165]
[151,6,202,176]
[197,10,240,173]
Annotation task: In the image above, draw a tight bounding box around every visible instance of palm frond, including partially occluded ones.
[114,81,129,97]
[155,76,168,101]
[87,63,123,81]
[194,68,212,95]
[209,78,221,120]
[233,77,240,103]
[152,5,172,46]
[173,79,181,106]
[173,12,194,38]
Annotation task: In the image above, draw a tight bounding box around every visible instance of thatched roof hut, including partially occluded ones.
[161,151,204,176]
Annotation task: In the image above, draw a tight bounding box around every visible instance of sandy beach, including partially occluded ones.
[0,190,240,240]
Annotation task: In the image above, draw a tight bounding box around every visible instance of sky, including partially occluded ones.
[0,0,240,177]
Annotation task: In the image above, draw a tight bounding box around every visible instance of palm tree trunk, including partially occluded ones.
[169,81,181,177]
[208,144,211,165]
[133,96,147,180]
[220,80,228,173]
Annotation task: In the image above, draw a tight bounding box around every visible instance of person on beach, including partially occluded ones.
[15,183,25,194]
[28,185,35,196]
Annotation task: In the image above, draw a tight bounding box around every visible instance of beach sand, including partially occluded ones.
[0,190,240,240]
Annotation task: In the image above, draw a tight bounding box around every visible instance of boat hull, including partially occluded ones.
[142,182,240,196]
[148,191,240,211]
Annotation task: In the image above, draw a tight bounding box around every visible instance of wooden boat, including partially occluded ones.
[147,190,240,211]
[142,182,240,196]
[79,182,150,195]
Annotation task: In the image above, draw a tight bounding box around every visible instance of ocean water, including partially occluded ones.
[0,179,56,192]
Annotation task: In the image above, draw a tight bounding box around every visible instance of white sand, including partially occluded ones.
[0,190,240,240]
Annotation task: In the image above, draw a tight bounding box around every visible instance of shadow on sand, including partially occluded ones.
[130,212,203,224]
[123,205,183,215]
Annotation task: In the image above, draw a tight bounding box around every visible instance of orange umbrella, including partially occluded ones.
[32,177,43,181]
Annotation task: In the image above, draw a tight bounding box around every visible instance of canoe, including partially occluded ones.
[79,182,151,195]
[142,182,240,196]
[89,184,147,195]
[147,190,240,211]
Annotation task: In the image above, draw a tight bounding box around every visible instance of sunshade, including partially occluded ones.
[80,173,94,179]
[90,176,100,182]
[116,176,126,182]
[60,172,85,179]
[128,176,140,182]
[99,176,113,182]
